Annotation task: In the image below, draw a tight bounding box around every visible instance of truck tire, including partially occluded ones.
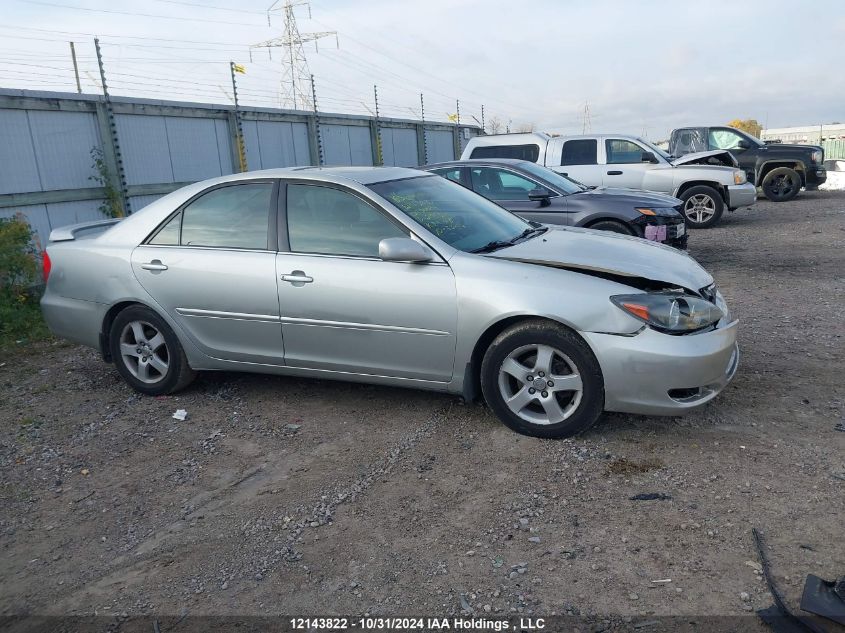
[680,185,724,229]
[761,167,801,202]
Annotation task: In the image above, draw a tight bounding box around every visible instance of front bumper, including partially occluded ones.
[583,319,739,416]
[634,216,688,250]
[726,182,757,209]
[806,167,827,186]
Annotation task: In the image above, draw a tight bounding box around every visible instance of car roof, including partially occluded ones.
[208,165,432,186]
[423,158,533,169]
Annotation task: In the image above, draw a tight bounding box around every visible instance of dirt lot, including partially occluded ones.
[1,191,844,626]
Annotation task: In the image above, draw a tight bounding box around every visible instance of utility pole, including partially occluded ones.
[94,38,129,216]
[454,99,462,158]
[310,74,324,165]
[481,104,486,134]
[420,93,428,165]
[253,0,337,110]
[582,101,591,134]
[373,84,383,166]
[230,62,248,173]
[69,42,82,93]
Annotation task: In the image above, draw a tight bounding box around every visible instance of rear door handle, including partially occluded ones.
[607,170,623,175]
[141,260,168,271]
[281,271,313,284]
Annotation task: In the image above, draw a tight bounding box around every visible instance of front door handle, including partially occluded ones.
[607,170,623,175]
[281,270,313,285]
[140,260,168,271]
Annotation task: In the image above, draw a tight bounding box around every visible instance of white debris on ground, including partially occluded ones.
[819,170,845,191]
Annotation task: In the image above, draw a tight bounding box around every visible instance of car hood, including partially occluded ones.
[571,186,681,207]
[485,226,713,291]
[670,149,737,167]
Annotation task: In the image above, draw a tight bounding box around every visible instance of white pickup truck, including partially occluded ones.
[461,132,757,228]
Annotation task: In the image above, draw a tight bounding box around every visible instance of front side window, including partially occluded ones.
[561,139,597,166]
[470,144,540,162]
[286,184,406,257]
[470,167,539,201]
[179,183,273,249]
[605,139,647,164]
[709,128,746,150]
[369,175,532,253]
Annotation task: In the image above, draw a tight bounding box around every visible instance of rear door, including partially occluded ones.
[131,180,283,365]
[275,181,458,382]
[553,138,602,186]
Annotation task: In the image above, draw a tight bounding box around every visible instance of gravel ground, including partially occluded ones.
[1,191,843,626]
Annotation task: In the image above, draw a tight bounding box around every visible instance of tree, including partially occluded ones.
[514,122,536,133]
[487,116,503,134]
[727,119,763,138]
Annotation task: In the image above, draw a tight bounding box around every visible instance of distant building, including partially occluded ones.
[761,123,845,144]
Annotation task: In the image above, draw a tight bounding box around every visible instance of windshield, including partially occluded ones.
[516,161,585,194]
[369,175,534,253]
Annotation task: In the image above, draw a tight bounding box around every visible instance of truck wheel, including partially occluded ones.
[761,167,801,202]
[587,220,634,235]
[680,186,724,228]
[480,319,604,439]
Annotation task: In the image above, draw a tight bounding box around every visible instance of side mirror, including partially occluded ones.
[641,151,659,163]
[737,140,751,150]
[378,237,432,263]
[528,187,552,206]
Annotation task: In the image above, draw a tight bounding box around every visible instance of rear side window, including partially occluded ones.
[561,139,597,165]
[180,183,273,249]
[470,144,540,162]
[431,167,465,186]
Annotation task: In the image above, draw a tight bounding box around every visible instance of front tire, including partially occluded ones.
[480,320,604,439]
[761,167,801,202]
[587,219,634,235]
[109,305,196,396]
[680,185,724,228]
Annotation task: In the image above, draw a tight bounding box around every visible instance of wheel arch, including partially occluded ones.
[100,300,158,362]
[758,161,805,185]
[463,314,584,403]
[674,180,727,202]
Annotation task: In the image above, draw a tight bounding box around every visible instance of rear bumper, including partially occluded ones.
[583,319,739,416]
[726,182,757,209]
[40,291,106,350]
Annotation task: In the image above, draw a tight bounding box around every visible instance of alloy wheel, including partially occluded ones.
[769,173,797,197]
[683,194,716,224]
[497,344,583,425]
[119,320,170,384]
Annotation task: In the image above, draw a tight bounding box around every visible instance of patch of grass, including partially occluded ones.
[606,457,665,475]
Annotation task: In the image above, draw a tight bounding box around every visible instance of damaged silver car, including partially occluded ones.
[41,167,739,438]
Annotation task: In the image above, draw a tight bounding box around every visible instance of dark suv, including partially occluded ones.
[669,126,826,202]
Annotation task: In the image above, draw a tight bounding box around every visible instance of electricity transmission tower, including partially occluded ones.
[581,101,592,134]
[253,0,337,111]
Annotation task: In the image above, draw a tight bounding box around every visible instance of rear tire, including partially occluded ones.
[109,305,196,396]
[587,219,634,235]
[480,320,604,439]
[680,185,724,228]
[761,167,801,202]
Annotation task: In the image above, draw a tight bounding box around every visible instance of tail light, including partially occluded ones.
[42,250,52,282]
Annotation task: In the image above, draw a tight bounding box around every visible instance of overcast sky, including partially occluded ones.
[2,0,844,139]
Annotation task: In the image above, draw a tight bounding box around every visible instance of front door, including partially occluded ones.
[131,181,283,365]
[276,182,458,382]
[601,138,654,189]
[467,165,572,225]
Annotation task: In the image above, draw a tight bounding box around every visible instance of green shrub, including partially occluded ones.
[0,215,48,346]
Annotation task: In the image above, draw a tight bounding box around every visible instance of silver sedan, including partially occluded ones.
[41,167,739,438]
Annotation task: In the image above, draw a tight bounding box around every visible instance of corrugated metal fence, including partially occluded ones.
[822,140,845,161]
[0,88,480,247]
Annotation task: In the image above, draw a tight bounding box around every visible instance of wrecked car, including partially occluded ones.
[462,132,756,228]
[41,167,739,439]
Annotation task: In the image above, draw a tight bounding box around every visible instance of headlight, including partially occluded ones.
[611,293,723,333]
[635,207,680,217]
[733,170,747,184]
[811,149,823,163]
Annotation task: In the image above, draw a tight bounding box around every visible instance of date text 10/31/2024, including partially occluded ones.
[290,617,547,630]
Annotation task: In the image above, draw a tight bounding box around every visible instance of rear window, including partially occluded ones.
[470,144,540,162]
[561,139,597,166]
